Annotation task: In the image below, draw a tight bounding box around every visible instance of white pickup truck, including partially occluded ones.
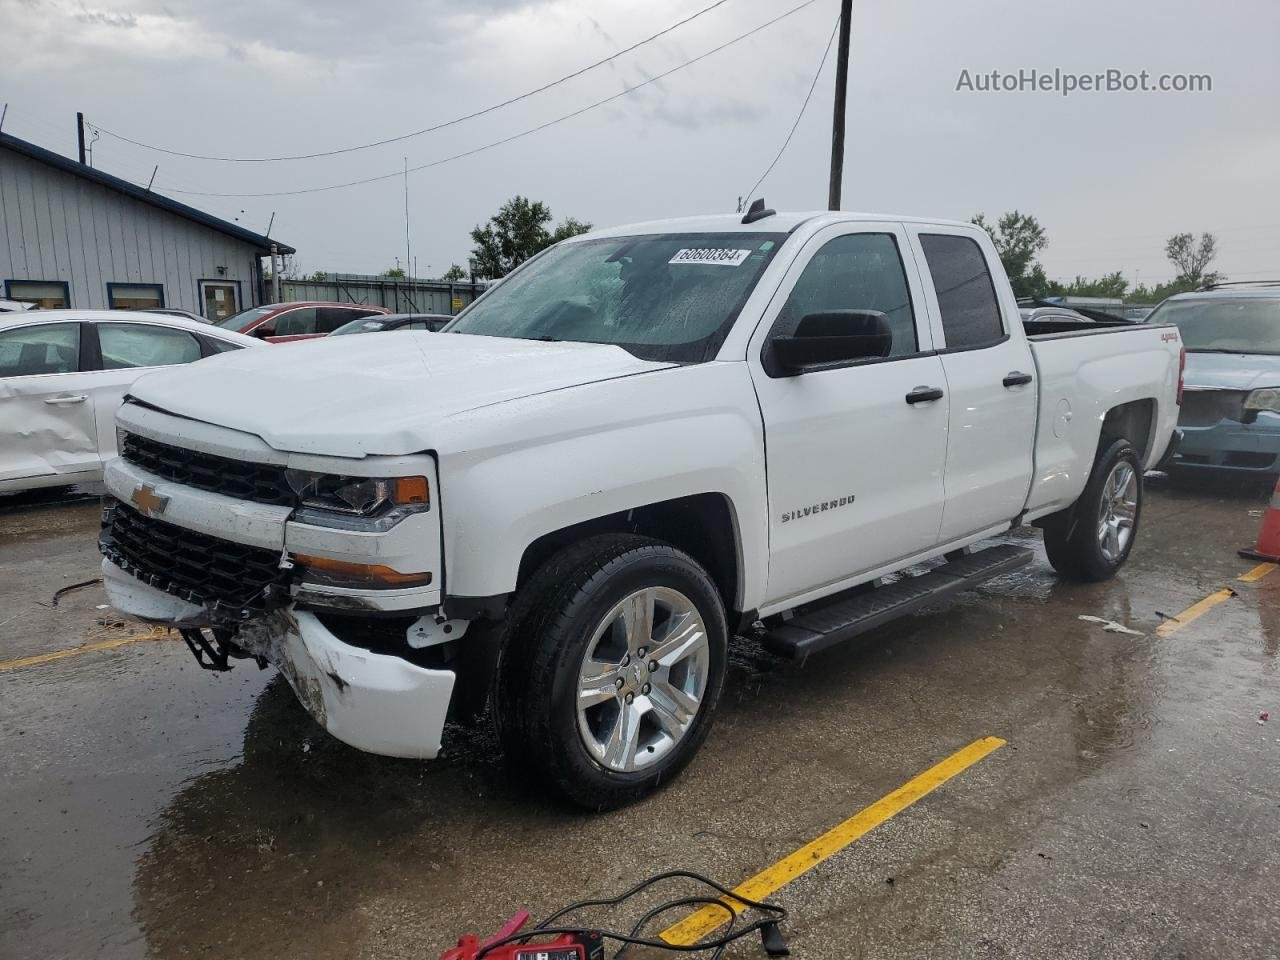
[100,208,1183,808]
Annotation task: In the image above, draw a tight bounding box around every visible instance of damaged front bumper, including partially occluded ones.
[103,559,456,758]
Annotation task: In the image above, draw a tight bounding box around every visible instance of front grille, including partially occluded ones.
[101,503,293,615]
[1179,389,1248,428]
[119,432,294,507]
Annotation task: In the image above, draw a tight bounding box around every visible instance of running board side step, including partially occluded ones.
[762,544,1033,660]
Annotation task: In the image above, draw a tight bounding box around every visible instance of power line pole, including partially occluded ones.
[76,112,86,164]
[404,157,412,286]
[827,0,852,211]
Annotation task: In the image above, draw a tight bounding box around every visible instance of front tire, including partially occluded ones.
[1043,438,1143,582]
[495,534,728,810]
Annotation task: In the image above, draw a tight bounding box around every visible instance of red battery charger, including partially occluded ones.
[441,910,606,960]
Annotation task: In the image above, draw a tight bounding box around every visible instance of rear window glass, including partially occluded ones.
[920,234,1005,349]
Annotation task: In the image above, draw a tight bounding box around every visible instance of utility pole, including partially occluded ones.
[270,243,281,303]
[76,112,86,165]
[404,157,412,286]
[827,0,853,211]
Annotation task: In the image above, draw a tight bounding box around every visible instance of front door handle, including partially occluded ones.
[1003,371,1033,388]
[905,386,944,404]
[44,395,88,405]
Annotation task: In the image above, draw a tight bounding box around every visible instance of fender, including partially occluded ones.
[432,362,769,609]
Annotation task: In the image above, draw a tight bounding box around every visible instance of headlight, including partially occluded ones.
[1244,388,1280,414]
[286,470,429,531]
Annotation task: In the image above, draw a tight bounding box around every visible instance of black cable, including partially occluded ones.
[151,0,825,199]
[90,0,738,163]
[475,870,787,960]
[740,15,840,210]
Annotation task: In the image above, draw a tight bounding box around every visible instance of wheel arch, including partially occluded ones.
[515,493,746,620]
[1100,398,1156,464]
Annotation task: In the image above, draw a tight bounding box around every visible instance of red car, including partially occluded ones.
[214,302,391,343]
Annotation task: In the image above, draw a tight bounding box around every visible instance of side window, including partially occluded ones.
[0,323,80,376]
[317,307,371,333]
[98,323,201,370]
[773,233,917,360]
[919,234,1005,349]
[271,308,319,336]
[107,283,164,310]
[5,280,69,309]
[203,337,243,355]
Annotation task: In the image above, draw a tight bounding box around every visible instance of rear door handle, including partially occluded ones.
[1003,371,1033,387]
[44,395,88,405]
[905,386,944,404]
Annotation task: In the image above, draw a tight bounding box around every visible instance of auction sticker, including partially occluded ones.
[669,248,752,266]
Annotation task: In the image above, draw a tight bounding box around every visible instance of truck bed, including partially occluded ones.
[1023,322,1181,518]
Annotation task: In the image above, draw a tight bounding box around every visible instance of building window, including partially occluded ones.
[5,280,70,309]
[107,283,165,310]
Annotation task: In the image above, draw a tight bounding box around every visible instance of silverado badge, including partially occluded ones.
[130,483,169,518]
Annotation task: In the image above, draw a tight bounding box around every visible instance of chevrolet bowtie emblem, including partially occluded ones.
[130,483,169,517]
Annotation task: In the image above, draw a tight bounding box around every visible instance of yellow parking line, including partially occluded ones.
[660,735,1006,945]
[1239,563,1277,583]
[1155,589,1237,637]
[0,630,173,672]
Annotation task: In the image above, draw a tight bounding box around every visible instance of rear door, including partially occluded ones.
[263,306,320,342]
[749,221,948,607]
[87,321,205,460]
[907,227,1037,541]
[0,321,99,485]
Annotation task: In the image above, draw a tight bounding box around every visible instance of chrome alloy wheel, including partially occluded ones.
[575,586,710,773]
[1098,460,1138,562]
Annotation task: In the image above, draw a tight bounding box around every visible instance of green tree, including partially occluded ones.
[550,217,593,244]
[382,266,406,279]
[469,196,592,278]
[440,264,468,282]
[971,211,1050,299]
[1165,232,1222,289]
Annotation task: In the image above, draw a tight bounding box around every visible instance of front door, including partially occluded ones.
[0,321,99,485]
[200,281,239,323]
[908,228,1037,541]
[749,222,948,608]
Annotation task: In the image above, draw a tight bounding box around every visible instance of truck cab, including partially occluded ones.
[99,209,1182,808]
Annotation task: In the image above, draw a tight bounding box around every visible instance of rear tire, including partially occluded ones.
[1043,438,1143,582]
[495,534,727,810]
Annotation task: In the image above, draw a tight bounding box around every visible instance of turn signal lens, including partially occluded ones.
[293,554,432,589]
[390,476,429,505]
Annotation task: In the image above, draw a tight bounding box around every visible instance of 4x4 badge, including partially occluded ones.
[130,483,169,517]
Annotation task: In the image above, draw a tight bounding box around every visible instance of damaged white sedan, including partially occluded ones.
[1,310,260,494]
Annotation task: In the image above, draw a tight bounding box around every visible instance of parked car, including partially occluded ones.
[330,313,453,336]
[0,310,261,495]
[0,298,38,313]
[100,208,1181,807]
[214,302,391,342]
[1144,286,1280,474]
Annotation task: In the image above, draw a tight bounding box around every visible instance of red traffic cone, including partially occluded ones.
[1240,476,1280,562]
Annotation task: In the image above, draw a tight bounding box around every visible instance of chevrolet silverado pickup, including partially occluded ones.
[99,207,1183,808]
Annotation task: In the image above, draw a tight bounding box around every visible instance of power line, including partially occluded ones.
[153,0,826,199]
[740,16,838,209]
[89,0,739,163]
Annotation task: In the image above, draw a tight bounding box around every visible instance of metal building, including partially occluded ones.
[0,131,293,321]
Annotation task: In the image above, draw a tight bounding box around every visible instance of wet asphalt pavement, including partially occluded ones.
[2,476,1279,960]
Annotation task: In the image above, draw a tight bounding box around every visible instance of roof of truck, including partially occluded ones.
[578,210,976,240]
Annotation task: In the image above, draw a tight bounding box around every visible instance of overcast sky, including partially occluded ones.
[1,0,1276,288]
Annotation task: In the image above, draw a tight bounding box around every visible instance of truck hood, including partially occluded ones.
[129,332,675,456]
[1183,351,1280,392]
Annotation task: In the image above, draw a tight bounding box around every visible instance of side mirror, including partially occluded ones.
[252,325,275,339]
[771,310,893,374]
